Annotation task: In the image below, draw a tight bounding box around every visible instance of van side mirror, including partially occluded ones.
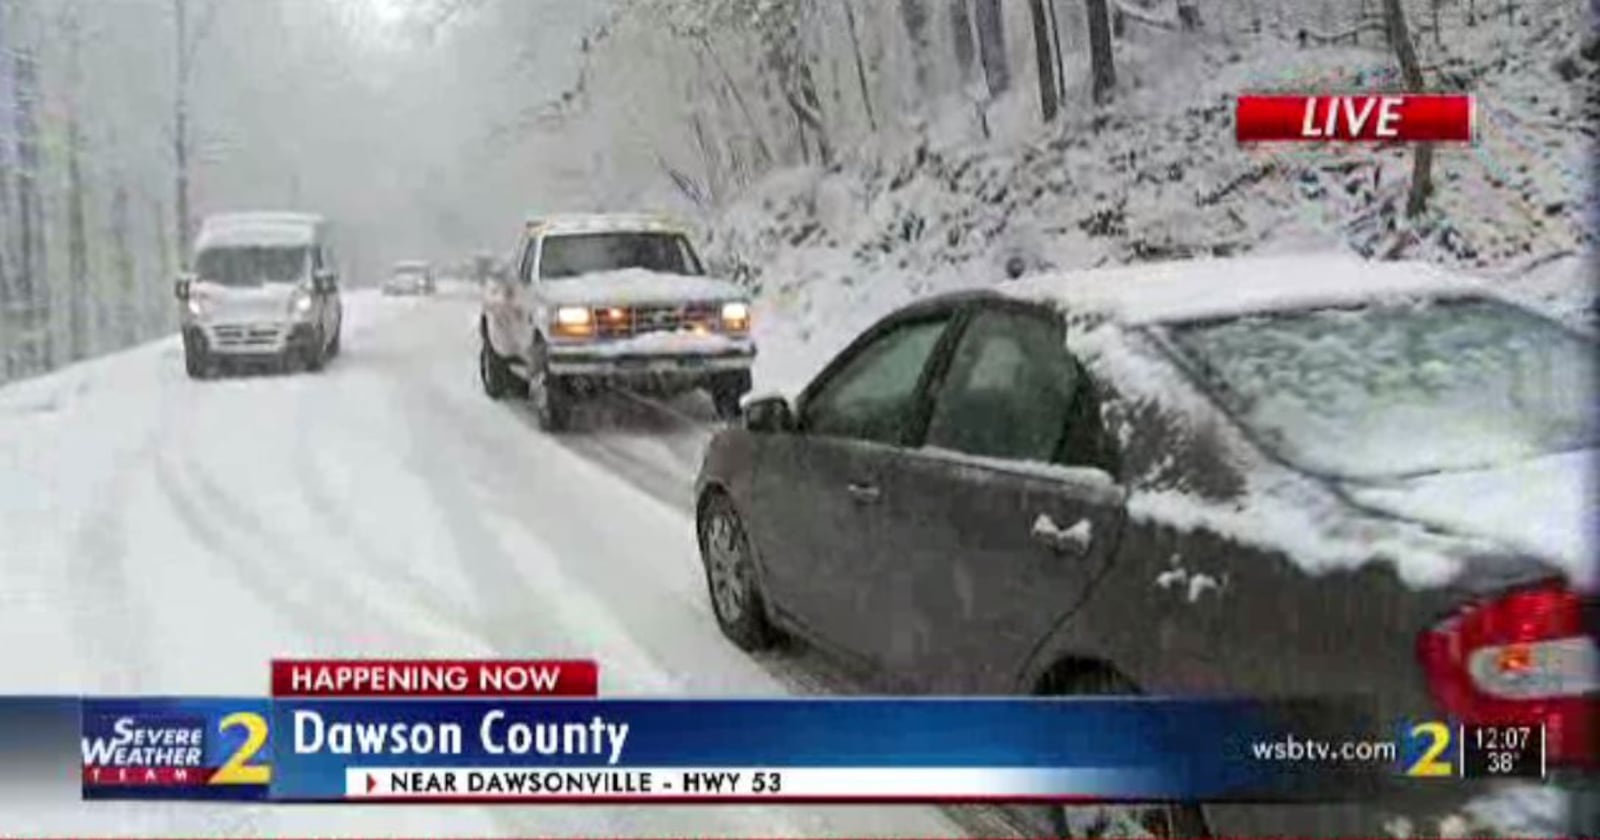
[173,273,195,300]
[743,395,794,433]
[313,268,337,293]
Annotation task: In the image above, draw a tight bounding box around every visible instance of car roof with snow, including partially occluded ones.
[1002,255,1486,325]
[525,213,688,237]
[195,212,325,251]
[393,260,431,270]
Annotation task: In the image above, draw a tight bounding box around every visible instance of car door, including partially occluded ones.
[747,308,960,661]
[864,303,1128,693]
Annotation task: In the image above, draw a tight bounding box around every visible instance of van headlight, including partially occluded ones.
[289,291,315,320]
[721,301,750,333]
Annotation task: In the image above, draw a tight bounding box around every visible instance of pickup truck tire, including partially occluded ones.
[479,335,518,399]
[709,371,752,421]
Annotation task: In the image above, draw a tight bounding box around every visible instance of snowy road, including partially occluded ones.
[0,286,967,837]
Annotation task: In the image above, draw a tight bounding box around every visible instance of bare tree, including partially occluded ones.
[62,0,90,362]
[1029,0,1059,121]
[949,0,976,84]
[898,0,932,97]
[1381,0,1432,218]
[11,0,48,371]
[172,0,220,271]
[843,0,877,132]
[973,0,1009,97]
[1086,0,1117,105]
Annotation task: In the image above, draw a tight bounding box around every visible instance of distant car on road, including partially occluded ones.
[693,256,1596,837]
[384,260,436,296]
[479,214,754,429]
[175,212,343,378]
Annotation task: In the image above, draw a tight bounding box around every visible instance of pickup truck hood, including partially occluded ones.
[1343,449,1598,590]
[541,268,745,306]
[194,281,299,322]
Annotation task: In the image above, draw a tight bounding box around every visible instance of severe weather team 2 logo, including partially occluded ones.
[82,711,271,790]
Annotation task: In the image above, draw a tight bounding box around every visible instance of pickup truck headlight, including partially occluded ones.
[553,305,594,338]
[186,294,208,319]
[721,301,751,333]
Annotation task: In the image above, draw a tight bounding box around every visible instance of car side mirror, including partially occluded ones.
[313,268,337,293]
[173,273,195,300]
[743,395,794,433]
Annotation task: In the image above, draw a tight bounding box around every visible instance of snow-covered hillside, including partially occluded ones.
[688,0,1595,392]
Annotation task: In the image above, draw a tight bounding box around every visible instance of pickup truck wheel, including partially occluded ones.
[697,492,777,651]
[531,367,572,431]
[709,371,752,421]
[479,336,517,399]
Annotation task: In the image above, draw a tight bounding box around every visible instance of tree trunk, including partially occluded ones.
[13,25,48,371]
[0,0,14,378]
[973,0,1010,97]
[698,34,774,169]
[1029,0,1059,121]
[64,2,90,362]
[1086,0,1117,105]
[174,0,192,269]
[1046,0,1067,100]
[111,179,137,347]
[898,0,932,97]
[843,0,878,132]
[950,0,976,83]
[1381,0,1433,218]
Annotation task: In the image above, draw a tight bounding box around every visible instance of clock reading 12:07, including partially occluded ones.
[1461,724,1544,779]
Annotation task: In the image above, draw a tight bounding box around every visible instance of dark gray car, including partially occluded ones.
[693,258,1596,837]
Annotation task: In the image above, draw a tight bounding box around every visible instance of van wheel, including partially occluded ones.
[184,342,211,380]
[1037,667,1211,839]
[480,335,517,399]
[304,332,327,372]
[697,492,778,651]
[327,327,341,357]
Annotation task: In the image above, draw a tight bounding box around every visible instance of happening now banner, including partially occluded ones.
[42,660,1545,804]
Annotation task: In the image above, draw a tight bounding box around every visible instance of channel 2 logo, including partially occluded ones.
[82,708,271,794]
[1399,720,1455,778]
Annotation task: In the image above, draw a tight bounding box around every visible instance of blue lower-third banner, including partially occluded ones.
[70,696,1437,803]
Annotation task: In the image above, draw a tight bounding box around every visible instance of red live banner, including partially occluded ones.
[271,659,599,697]
[1236,94,1474,142]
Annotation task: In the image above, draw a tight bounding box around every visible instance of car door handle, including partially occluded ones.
[1031,514,1091,556]
[846,482,881,503]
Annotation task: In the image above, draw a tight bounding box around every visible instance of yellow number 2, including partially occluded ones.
[210,712,272,785]
[1406,721,1453,777]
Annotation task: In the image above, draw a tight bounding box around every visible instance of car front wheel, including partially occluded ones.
[184,337,211,380]
[697,492,778,651]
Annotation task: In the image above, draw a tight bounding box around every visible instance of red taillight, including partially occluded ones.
[1419,580,1597,766]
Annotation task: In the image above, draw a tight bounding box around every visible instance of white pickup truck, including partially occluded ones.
[478,214,755,431]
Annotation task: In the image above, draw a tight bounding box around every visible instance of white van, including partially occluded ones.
[175,212,344,378]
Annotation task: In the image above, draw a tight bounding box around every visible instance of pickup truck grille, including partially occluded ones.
[595,303,719,339]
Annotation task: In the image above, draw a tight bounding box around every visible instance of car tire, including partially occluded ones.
[697,492,778,651]
[480,334,517,400]
[327,326,341,358]
[709,370,752,421]
[303,331,327,373]
[1038,667,1211,839]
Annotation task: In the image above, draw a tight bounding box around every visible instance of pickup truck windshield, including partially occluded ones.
[539,232,702,279]
[195,246,309,287]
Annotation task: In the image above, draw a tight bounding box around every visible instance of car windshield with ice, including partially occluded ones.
[539,232,703,279]
[1166,296,1597,481]
[195,245,309,287]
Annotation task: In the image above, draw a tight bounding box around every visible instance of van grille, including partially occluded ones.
[211,323,285,349]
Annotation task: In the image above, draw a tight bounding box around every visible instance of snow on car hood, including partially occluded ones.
[1344,449,1598,590]
[540,268,746,306]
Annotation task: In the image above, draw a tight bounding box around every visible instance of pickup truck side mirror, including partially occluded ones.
[743,395,794,433]
[173,273,196,300]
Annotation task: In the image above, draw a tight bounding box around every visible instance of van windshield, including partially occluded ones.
[195,246,308,287]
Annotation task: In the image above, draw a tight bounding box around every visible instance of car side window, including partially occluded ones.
[801,316,952,446]
[518,238,537,284]
[925,309,1079,463]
